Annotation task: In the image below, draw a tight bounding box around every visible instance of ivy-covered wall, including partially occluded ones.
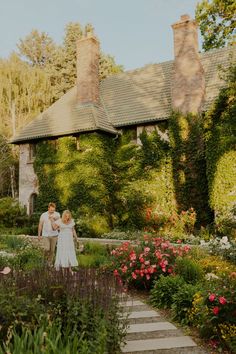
[204,64,236,236]
[169,112,212,225]
[34,128,177,236]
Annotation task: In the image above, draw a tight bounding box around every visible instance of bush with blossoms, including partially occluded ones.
[110,236,191,289]
[188,273,236,352]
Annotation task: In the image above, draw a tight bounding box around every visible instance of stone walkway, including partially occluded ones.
[120,298,208,354]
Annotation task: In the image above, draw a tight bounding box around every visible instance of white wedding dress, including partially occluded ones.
[54,219,78,269]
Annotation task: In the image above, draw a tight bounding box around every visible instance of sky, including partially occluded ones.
[0,0,201,70]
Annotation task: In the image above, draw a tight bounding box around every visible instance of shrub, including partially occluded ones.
[188,274,236,352]
[1,235,28,251]
[0,197,29,228]
[150,275,186,309]
[172,283,200,325]
[175,257,204,284]
[197,255,235,277]
[110,236,191,289]
[12,246,46,270]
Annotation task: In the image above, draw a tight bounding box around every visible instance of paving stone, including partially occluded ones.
[121,300,145,307]
[125,310,161,319]
[126,328,184,341]
[121,336,197,353]
[127,322,177,334]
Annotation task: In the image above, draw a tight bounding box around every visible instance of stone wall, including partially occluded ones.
[19,144,38,214]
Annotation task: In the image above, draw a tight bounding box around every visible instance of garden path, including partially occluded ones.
[121,297,208,354]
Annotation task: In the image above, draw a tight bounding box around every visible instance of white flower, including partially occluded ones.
[220,236,228,244]
[205,273,219,280]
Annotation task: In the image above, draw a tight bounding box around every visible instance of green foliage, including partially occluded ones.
[17,29,57,67]
[169,112,212,225]
[78,242,111,268]
[150,275,186,309]
[196,0,236,51]
[189,275,236,351]
[175,257,204,284]
[1,235,27,250]
[0,268,126,353]
[0,197,28,227]
[0,53,52,136]
[204,63,236,237]
[0,135,18,197]
[171,283,200,325]
[34,133,117,235]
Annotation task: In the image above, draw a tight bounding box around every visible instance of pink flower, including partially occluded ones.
[144,260,150,266]
[131,272,137,279]
[177,239,182,244]
[212,306,219,315]
[0,267,11,275]
[130,252,136,261]
[113,269,119,276]
[144,247,150,253]
[219,296,227,305]
[209,294,216,302]
[146,274,150,280]
[121,265,128,273]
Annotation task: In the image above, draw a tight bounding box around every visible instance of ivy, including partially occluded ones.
[204,63,236,236]
[169,112,212,225]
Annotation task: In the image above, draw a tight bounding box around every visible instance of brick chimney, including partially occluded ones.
[76,31,100,104]
[171,14,205,114]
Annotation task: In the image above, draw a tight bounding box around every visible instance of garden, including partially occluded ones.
[0,202,235,353]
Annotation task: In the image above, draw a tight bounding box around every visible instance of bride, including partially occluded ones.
[50,210,78,274]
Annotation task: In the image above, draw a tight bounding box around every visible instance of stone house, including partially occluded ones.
[11,14,235,214]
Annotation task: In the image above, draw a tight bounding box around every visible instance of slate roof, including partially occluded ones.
[11,46,235,143]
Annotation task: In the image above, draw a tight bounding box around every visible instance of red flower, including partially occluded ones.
[131,272,137,279]
[212,306,219,315]
[209,294,216,302]
[139,257,145,263]
[219,296,227,305]
[113,269,119,276]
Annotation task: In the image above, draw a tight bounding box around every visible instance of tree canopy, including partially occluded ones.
[196,0,236,51]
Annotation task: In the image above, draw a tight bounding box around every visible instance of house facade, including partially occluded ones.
[11,14,235,215]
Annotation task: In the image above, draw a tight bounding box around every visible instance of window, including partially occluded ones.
[29,193,37,215]
[28,144,37,162]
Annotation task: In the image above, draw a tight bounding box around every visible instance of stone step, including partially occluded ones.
[121,336,197,353]
[127,310,161,319]
[126,328,184,341]
[124,310,162,325]
[127,322,177,334]
[120,300,144,307]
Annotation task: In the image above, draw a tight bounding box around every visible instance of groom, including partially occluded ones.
[38,202,60,266]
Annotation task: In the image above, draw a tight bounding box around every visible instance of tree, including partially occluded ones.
[45,22,124,100]
[0,53,52,136]
[196,0,236,51]
[0,134,18,197]
[17,29,57,67]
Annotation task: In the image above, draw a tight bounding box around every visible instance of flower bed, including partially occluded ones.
[110,236,191,289]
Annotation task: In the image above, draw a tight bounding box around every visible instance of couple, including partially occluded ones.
[38,202,78,273]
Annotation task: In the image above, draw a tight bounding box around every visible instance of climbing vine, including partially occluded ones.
[204,63,236,238]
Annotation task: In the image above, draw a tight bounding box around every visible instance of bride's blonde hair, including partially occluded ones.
[61,210,72,223]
